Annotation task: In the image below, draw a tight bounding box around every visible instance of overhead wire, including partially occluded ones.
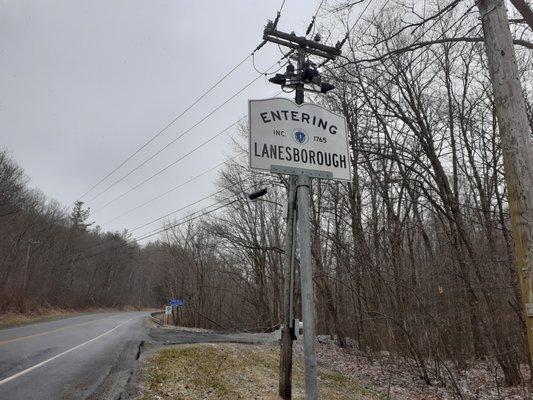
[316,0,383,69]
[85,75,260,204]
[97,85,285,228]
[78,1,289,202]
[57,195,244,269]
[94,169,281,251]
[136,199,240,242]
[306,0,325,37]
[92,116,246,212]
[251,53,290,75]
[80,184,240,254]
[90,56,287,212]
[87,49,288,207]
[57,0,299,262]
[128,188,229,233]
[326,0,465,70]
[133,177,281,242]
[93,0,477,256]
[76,2,292,251]
[102,158,231,225]
[77,53,252,201]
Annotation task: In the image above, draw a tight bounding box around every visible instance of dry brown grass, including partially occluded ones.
[0,308,79,329]
[0,306,150,329]
[139,343,381,399]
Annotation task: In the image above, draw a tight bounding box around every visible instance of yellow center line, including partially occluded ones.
[0,318,134,386]
[0,318,105,346]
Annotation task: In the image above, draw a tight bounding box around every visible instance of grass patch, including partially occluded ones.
[140,343,381,399]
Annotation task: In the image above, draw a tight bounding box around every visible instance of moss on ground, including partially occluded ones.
[140,343,381,399]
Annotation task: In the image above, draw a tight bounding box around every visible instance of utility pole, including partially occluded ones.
[279,175,296,399]
[262,21,340,400]
[279,50,306,399]
[23,243,31,295]
[23,240,39,296]
[477,0,533,366]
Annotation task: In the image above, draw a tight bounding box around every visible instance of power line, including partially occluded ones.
[77,53,253,201]
[102,158,232,225]
[97,88,284,222]
[131,174,282,241]
[78,3,290,203]
[254,0,288,53]
[58,195,242,269]
[88,57,283,207]
[336,0,377,49]
[85,73,261,204]
[91,116,246,212]
[278,0,287,13]
[81,186,240,255]
[317,0,381,68]
[132,200,228,240]
[252,53,290,75]
[306,0,325,37]
[348,0,468,70]
[331,0,465,68]
[129,188,228,233]
[135,197,241,242]
[89,60,284,211]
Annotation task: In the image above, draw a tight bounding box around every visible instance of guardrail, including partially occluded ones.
[150,311,164,325]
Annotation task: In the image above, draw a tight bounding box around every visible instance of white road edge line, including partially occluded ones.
[0,317,134,386]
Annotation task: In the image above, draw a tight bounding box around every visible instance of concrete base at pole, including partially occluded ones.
[296,174,318,399]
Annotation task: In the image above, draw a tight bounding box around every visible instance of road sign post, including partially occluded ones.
[249,93,349,400]
[168,298,185,326]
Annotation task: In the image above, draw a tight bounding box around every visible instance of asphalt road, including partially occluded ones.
[0,311,277,399]
[0,312,149,400]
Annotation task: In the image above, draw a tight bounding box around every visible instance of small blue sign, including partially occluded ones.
[169,298,185,307]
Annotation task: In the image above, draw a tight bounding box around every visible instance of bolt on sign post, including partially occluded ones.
[249,97,350,399]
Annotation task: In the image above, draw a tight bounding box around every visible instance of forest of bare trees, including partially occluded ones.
[0,150,160,311]
[154,0,533,389]
[2,0,533,393]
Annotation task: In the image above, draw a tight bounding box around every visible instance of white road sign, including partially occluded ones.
[248,97,351,181]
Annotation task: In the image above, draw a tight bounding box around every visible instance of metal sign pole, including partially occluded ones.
[294,46,318,400]
[296,172,318,399]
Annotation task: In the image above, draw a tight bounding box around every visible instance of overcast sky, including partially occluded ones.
[0,0,357,241]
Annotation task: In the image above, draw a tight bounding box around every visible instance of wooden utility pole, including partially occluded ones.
[23,239,39,296]
[23,243,31,296]
[280,175,297,399]
[477,0,533,366]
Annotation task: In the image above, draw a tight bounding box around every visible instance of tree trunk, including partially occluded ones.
[477,0,533,385]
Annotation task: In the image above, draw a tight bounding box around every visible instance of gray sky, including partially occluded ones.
[0,0,352,240]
